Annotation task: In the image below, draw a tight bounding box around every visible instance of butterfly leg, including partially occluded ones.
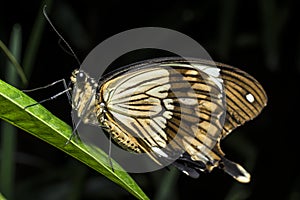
[23,79,72,109]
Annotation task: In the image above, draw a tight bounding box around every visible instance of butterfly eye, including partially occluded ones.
[78,71,85,78]
[76,71,87,83]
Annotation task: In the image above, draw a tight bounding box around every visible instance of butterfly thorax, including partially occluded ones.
[71,69,99,124]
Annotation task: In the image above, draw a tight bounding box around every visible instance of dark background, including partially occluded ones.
[1,0,299,199]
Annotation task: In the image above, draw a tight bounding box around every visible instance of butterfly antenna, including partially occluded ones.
[43,5,81,66]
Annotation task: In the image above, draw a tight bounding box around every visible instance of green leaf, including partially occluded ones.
[0,79,149,200]
[0,192,7,200]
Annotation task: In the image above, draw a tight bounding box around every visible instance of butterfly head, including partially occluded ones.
[70,69,97,86]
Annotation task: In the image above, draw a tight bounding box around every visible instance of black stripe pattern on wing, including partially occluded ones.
[92,57,267,183]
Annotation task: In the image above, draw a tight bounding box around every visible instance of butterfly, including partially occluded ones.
[69,57,267,183]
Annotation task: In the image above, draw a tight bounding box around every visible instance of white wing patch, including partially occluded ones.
[103,68,175,148]
[193,64,223,91]
[161,62,224,91]
[151,146,168,158]
[146,84,171,98]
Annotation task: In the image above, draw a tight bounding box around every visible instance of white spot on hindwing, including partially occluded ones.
[246,93,255,103]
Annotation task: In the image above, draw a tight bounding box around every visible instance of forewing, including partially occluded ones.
[99,61,226,164]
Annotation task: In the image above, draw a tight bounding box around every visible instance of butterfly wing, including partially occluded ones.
[217,62,268,138]
[95,57,267,182]
[176,59,267,182]
[97,59,226,165]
